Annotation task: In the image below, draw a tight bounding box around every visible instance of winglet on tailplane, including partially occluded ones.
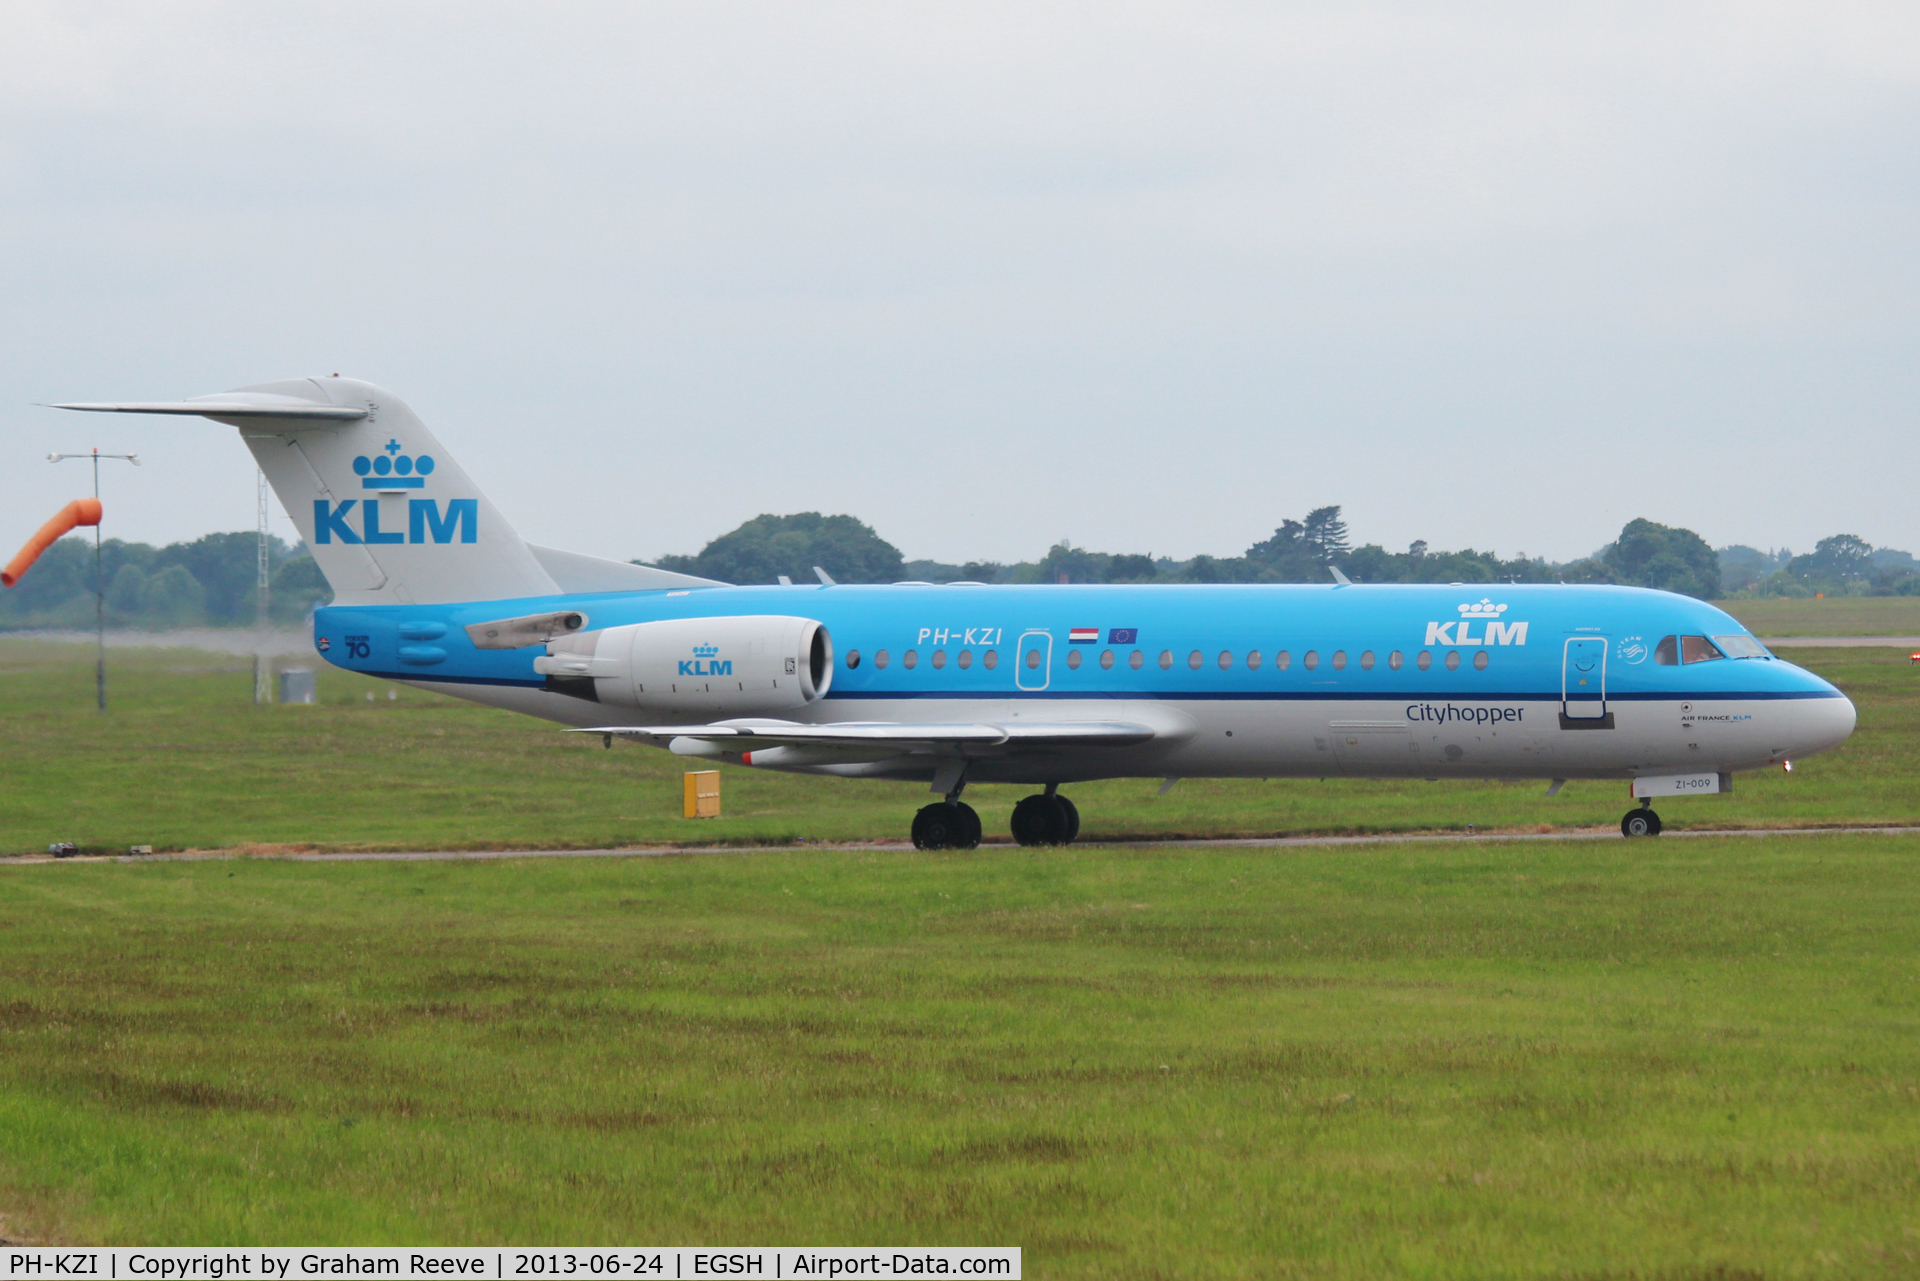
[52,377,721,605]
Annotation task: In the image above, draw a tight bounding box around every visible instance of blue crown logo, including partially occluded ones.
[352,438,436,489]
[692,643,720,658]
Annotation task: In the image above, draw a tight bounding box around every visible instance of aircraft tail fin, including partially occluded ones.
[54,377,563,606]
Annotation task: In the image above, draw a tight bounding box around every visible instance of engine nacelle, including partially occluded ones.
[533,615,832,713]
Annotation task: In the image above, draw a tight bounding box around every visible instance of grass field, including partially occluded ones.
[1,639,1915,855]
[1718,596,1920,636]
[2,832,1918,1274]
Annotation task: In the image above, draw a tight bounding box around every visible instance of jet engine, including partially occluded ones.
[532,615,832,713]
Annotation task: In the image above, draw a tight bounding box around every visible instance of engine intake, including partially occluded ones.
[533,615,832,713]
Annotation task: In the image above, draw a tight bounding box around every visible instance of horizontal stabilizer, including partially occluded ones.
[51,396,367,421]
[577,719,1158,751]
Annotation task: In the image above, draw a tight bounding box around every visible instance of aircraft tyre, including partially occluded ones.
[1056,795,1081,843]
[913,801,980,850]
[1620,808,1663,838]
[1010,794,1074,846]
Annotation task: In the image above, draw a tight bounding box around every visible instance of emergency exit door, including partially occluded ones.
[1561,636,1609,725]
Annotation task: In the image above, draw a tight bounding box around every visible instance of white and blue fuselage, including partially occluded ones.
[314,581,1853,786]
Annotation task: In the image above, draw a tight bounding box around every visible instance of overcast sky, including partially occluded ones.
[2,3,1915,568]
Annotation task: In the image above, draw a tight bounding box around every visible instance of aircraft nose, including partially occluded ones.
[1788,692,1856,760]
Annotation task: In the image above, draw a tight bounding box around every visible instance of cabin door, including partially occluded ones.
[1561,637,1608,721]
[1015,630,1053,691]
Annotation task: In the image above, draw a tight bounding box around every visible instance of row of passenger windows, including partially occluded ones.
[844,647,1493,672]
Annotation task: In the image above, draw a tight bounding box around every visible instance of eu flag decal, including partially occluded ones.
[1068,628,1100,644]
[1107,628,1137,645]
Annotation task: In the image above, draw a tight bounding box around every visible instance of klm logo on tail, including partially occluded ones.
[352,440,436,489]
[317,439,476,545]
[314,498,476,545]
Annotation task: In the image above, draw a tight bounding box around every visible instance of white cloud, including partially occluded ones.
[2,1,1917,564]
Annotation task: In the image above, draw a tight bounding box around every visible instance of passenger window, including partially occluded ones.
[1100,649,1115,670]
[1025,648,1041,670]
[1359,651,1375,671]
[1304,650,1319,670]
[1130,650,1145,670]
[983,650,998,670]
[1188,650,1203,670]
[1654,636,1678,666]
[1247,650,1262,671]
[1218,650,1233,670]
[931,649,947,669]
[1416,650,1431,671]
[1445,650,1460,671]
[846,650,861,670]
[1388,650,1404,670]
[1331,651,1347,670]
[1275,650,1290,670]
[903,649,918,670]
[875,650,890,670]
[1681,635,1725,664]
[1066,649,1082,670]
[958,649,972,670]
[1473,650,1488,670]
[1159,650,1173,670]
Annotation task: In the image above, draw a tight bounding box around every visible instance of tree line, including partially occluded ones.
[651,508,1920,600]
[3,509,1910,631]
[0,533,328,630]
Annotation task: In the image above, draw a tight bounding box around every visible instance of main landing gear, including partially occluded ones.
[1010,789,1079,847]
[909,784,1082,850]
[912,800,982,850]
[1621,802,1663,838]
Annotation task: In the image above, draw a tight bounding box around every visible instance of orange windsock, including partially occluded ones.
[2,498,103,587]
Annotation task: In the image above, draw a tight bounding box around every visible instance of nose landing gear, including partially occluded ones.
[1621,804,1663,837]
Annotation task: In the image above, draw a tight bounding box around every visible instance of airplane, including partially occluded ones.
[53,376,1857,846]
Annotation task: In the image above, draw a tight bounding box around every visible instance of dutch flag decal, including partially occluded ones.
[1069,627,1100,644]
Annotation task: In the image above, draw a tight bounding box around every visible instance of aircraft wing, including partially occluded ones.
[576,720,1158,751]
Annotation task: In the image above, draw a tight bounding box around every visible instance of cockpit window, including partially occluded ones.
[1654,636,1678,666]
[1713,634,1771,659]
[1680,635,1725,664]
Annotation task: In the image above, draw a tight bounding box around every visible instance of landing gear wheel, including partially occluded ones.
[913,801,980,850]
[1621,807,1663,837]
[957,801,982,849]
[1055,795,1080,843]
[1011,794,1074,846]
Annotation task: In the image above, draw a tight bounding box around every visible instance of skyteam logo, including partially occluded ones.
[1425,598,1528,646]
[1616,635,1649,664]
[679,644,732,677]
[315,438,477,546]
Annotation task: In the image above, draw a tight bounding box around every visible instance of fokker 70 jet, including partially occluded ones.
[54,378,1856,846]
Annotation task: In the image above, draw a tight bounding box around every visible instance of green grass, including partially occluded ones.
[1,833,1917,1274]
[2,640,1917,855]
[1718,596,1920,636]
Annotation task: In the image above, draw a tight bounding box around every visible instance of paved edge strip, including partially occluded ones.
[7,825,1920,865]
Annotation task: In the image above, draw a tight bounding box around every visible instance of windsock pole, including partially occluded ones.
[47,449,140,710]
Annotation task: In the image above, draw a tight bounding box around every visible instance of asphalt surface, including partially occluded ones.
[1758,636,1920,647]
[6,825,1919,866]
